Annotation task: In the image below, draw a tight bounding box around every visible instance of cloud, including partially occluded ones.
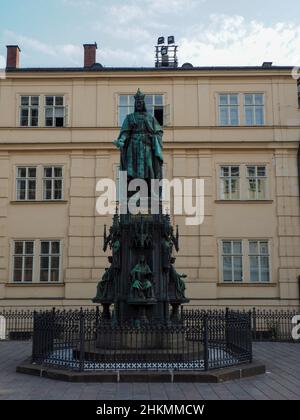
[4,31,82,66]
[180,15,300,66]
[0,55,5,68]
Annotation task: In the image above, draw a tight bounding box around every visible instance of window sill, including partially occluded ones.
[10,200,68,205]
[6,283,65,287]
[218,283,276,287]
[215,200,273,204]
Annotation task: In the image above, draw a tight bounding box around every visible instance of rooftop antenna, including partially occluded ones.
[155,36,178,68]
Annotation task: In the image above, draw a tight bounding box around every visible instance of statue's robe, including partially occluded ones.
[117,112,163,180]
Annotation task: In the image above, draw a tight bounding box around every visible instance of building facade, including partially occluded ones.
[0,44,299,309]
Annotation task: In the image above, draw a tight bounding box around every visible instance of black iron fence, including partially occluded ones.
[0,307,299,343]
[31,308,252,372]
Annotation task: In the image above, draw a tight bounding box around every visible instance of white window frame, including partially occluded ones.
[248,240,270,283]
[244,93,265,126]
[39,240,61,283]
[246,165,267,200]
[45,95,66,127]
[118,94,164,127]
[220,165,240,200]
[16,167,37,201]
[42,166,64,201]
[19,95,39,127]
[12,240,35,283]
[218,93,240,126]
[221,240,243,283]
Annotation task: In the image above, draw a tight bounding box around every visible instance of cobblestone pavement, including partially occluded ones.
[0,341,299,400]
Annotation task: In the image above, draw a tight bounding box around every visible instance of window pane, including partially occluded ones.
[257,166,266,176]
[51,270,59,282]
[154,107,164,126]
[25,256,33,269]
[55,107,64,118]
[40,270,49,282]
[14,256,23,269]
[13,269,22,282]
[247,166,256,177]
[233,256,243,281]
[25,242,34,254]
[231,166,239,177]
[219,107,228,125]
[31,96,39,106]
[21,108,29,117]
[21,96,29,106]
[17,180,26,200]
[28,181,36,200]
[18,168,26,178]
[14,242,23,254]
[44,167,52,178]
[257,179,266,199]
[55,117,64,127]
[223,241,232,254]
[55,96,64,106]
[255,107,264,125]
[250,257,259,282]
[233,241,242,254]
[223,256,232,282]
[46,97,54,106]
[24,270,33,282]
[230,95,238,105]
[119,96,128,106]
[145,95,153,106]
[52,242,60,254]
[245,107,254,125]
[51,256,60,269]
[219,95,228,105]
[260,242,269,254]
[255,94,263,105]
[261,269,270,282]
[28,168,36,178]
[249,241,258,254]
[43,180,52,200]
[155,95,163,105]
[129,95,135,106]
[40,256,49,270]
[54,167,62,177]
[41,242,50,254]
[221,166,229,177]
[244,94,253,106]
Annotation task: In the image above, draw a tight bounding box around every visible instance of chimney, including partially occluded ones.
[83,43,98,68]
[6,45,21,69]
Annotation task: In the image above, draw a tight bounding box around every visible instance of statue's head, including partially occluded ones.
[171,257,176,264]
[134,89,147,113]
[108,256,113,264]
[139,255,146,264]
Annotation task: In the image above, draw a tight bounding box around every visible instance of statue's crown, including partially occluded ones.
[134,89,145,100]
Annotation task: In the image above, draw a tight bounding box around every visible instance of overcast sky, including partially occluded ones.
[0,0,300,68]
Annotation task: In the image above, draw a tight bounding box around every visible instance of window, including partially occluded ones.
[13,241,34,283]
[118,94,164,126]
[222,240,243,282]
[16,167,37,200]
[45,96,65,127]
[40,241,61,283]
[244,94,264,125]
[20,96,39,127]
[249,241,270,282]
[220,166,240,200]
[247,166,267,200]
[219,94,239,126]
[43,167,63,200]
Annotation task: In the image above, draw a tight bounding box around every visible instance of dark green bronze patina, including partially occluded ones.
[113,89,163,182]
[93,89,189,325]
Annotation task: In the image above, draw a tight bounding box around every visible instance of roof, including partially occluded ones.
[5,65,294,73]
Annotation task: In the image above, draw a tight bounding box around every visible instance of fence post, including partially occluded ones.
[79,308,85,372]
[203,313,209,371]
[248,310,253,363]
[252,307,256,340]
[31,310,37,362]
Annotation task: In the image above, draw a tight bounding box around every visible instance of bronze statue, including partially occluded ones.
[129,255,155,301]
[113,89,163,183]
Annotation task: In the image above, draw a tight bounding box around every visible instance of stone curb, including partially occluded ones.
[16,359,266,383]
